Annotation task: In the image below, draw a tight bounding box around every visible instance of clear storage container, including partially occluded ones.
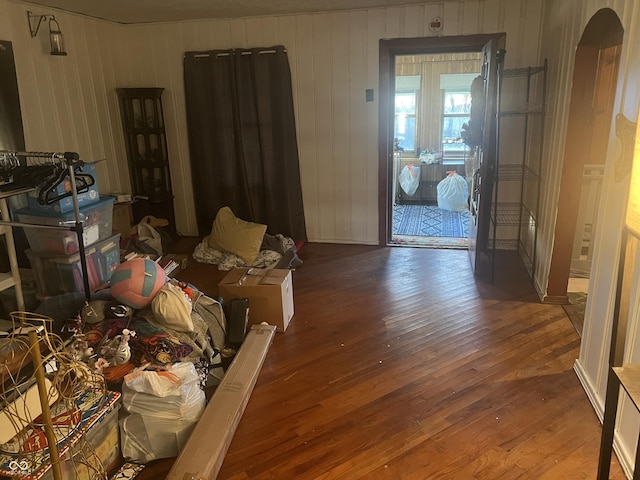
[17,196,115,254]
[15,394,123,480]
[26,233,121,298]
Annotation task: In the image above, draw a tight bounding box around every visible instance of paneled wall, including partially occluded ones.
[0,0,544,241]
[0,2,127,201]
[537,0,640,476]
[111,0,545,240]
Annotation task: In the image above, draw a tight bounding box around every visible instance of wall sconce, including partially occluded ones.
[27,11,67,56]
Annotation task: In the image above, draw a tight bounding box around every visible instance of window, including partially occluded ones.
[394,92,417,153]
[442,89,472,152]
[394,75,420,153]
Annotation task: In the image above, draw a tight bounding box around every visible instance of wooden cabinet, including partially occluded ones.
[117,88,175,231]
[420,163,443,203]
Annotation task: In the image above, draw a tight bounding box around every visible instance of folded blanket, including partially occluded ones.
[193,233,301,271]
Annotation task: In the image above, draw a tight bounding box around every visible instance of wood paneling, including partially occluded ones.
[0,0,545,242]
[348,11,369,241]
[312,13,336,240]
[108,0,544,241]
[538,1,640,477]
[2,2,132,198]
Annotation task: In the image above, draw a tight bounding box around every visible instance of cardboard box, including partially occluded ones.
[166,324,276,480]
[112,201,134,240]
[218,268,294,332]
[108,192,132,203]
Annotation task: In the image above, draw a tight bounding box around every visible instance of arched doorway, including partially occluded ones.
[546,8,623,310]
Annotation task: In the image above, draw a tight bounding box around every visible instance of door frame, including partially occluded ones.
[545,9,623,303]
[378,33,507,247]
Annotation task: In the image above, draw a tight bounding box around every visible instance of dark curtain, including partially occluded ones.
[183,45,307,241]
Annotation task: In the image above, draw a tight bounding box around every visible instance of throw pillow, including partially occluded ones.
[207,206,267,263]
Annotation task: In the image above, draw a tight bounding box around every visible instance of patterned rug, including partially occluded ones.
[390,234,468,249]
[563,292,587,337]
[392,204,469,238]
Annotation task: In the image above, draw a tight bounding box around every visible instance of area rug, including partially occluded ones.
[391,234,468,249]
[563,292,587,337]
[392,204,469,238]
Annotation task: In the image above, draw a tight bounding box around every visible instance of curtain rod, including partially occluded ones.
[187,47,285,59]
[395,58,482,64]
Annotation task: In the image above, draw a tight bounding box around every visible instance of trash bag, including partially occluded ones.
[399,164,420,196]
[120,362,206,462]
[137,222,164,256]
[437,172,469,212]
[136,216,173,256]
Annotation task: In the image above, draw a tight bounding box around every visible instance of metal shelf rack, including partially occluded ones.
[489,59,547,283]
[0,150,93,308]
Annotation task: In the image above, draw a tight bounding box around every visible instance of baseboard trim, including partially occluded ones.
[573,359,633,478]
[573,359,603,419]
[534,278,545,302]
[541,293,570,305]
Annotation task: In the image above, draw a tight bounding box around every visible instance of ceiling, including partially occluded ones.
[24,0,442,24]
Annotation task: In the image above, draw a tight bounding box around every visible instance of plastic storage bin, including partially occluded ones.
[16,196,115,254]
[39,400,121,480]
[26,233,121,298]
[26,161,101,213]
[0,392,122,480]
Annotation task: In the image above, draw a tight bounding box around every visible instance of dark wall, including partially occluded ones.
[0,40,25,152]
[0,40,28,272]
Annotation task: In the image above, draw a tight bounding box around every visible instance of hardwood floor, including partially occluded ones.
[149,241,625,479]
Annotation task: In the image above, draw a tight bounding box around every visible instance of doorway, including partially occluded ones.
[379,34,505,281]
[546,8,623,309]
[391,52,481,249]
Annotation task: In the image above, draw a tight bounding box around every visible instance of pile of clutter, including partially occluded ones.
[419,149,443,164]
[0,255,232,478]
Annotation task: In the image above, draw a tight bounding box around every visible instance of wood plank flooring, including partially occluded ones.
[146,241,625,479]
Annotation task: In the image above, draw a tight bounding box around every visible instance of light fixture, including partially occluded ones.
[27,11,67,56]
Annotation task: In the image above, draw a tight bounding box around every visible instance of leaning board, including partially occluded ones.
[166,323,276,480]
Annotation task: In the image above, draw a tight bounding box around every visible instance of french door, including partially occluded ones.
[468,38,506,277]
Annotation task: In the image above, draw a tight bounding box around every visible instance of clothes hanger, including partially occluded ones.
[35,160,96,205]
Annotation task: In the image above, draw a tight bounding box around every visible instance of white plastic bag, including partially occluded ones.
[137,221,164,256]
[123,363,192,398]
[437,172,469,212]
[120,362,206,462]
[399,165,420,196]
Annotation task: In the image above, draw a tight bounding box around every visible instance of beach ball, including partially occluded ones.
[110,258,166,309]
